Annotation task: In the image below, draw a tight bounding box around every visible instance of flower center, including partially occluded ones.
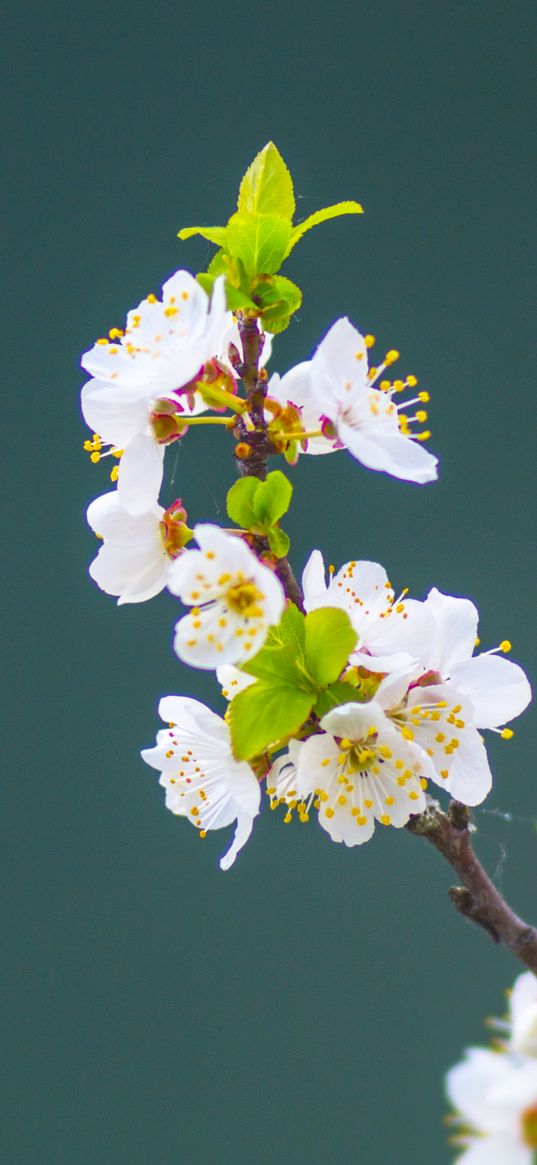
[521,1103,537,1148]
[225,577,264,618]
[337,736,378,774]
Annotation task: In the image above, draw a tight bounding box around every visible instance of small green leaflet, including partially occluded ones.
[226,471,293,535]
[229,681,314,762]
[284,201,363,257]
[226,213,292,277]
[237,142,296,221]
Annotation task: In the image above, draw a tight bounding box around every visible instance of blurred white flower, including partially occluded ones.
[446,1046,537,1164]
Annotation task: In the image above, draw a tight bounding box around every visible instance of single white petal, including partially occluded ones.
[219,811,256,870]
[337,416,438,483]
[422,587,479,673]
[311,317,370,404]
[89,541,168,604]
[452,654,532,729]
[117,433,164,515]
[81,378,152,447]
[87,491,163,544]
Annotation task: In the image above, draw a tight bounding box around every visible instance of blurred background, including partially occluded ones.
[3,1,536,1161]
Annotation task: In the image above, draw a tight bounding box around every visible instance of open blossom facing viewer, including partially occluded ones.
[168,524,285,668]
[81,271,231,514]
[270,701,429,845]
[87,492,192,604]
[141,697,261,870]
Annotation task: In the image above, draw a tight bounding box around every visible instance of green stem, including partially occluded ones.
[194,382,247,413]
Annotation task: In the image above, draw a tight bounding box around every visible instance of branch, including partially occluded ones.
[407,798,537,973]
[234,315,305,612]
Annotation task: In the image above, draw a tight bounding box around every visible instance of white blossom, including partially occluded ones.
[271,701,429,845]
[446,1046,537,1164]
[509,974,537,1059]
[302,550,433,672]
[86,491,189,604]
[168,524,285,669]
[268,317,438,481]
[81,271,231,514]
[141,696,261,870]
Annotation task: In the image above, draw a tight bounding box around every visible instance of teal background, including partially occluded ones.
[3,2,536,1162]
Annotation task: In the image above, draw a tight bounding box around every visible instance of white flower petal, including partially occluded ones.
[117,433,164,515]
[422,587,479,674]
[81,378,152,447]
[452,654,532,729]
[337,417,438,483]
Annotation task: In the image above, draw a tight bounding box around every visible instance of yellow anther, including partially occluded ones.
[328,564,335,574]
[146,293,157,303]
[90,451,101,463]
[385,349,400,364]
[393,379,404,391]
[501,728,514,740]
[408,791,419,801]
[364,334,375,347]
[380,814,391,826]
[325,807,334,819]
[407,375,418,388]
[416,430,431,441]
[108,327,124,339]
[417,390,429,402]
[339,738,352,749]
[500,640,512,653]
[385,796,395,806]
[415,410,428,423]
[110,465,119,482]
[380,379,391,391]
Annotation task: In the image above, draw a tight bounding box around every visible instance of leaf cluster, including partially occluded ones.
[229,603,360,761]
[178,142,363,333]
[226,470,293,557]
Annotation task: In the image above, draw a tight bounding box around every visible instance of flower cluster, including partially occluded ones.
[81,143,531,874]
[446,973,537,1163]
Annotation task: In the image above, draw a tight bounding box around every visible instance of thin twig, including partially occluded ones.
[407,799,537,974]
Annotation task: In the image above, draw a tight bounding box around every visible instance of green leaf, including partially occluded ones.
[313,681,365,718]
[252,275,302,333]
[267,526,290,558]
[178,225,228,246]
[229,680,314,761]
[237,142,295,221]
[243,642,302,685]
[251,470,293,527]
[266,603,306,657]
[284,201,364,257]
[226,477,260,528]
[303,608,357,688]
[226,212,292,277]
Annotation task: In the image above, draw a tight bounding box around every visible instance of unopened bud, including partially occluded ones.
[235,442,253,459]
